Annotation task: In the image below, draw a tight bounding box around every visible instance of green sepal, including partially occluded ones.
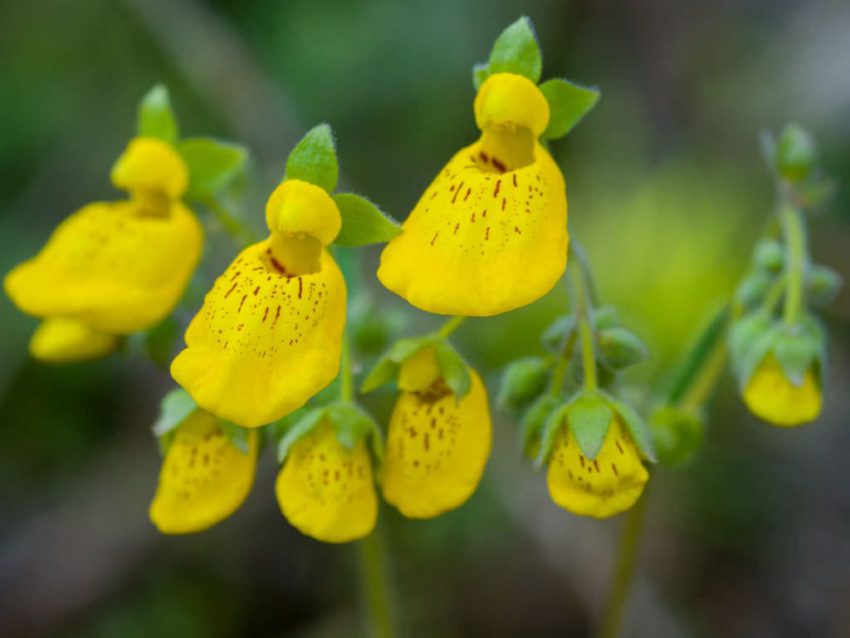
[137,84,178,142]
[753,239,784,272]
[649,404,704,467]
[773,320,824,386]
[498,356,551,413]
[776,123,816,183]
[177,137,248,201]
[602,392,657,462]
[435,341,472,401]
[360,334,437,393]
[218,419,252,455]
[729,312,779,387]
[487,16,542,83]
[472,62,490,90]
[519,394,560,460]
[807,264,842,307]
[535,401,570,468]
[597,327,649,370]
[539,78,600,140]
[567,392,613,460]
[285,123,338,193]
[734,271,774,308]
[276,407,326,463]
[541,315,576,353]
[593,306,619,330]
[152,387,196,455]
[326,401,385,463]
[332,193,401,246]
[360,357,400,394]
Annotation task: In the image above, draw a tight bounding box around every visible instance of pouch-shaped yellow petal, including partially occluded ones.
[377,139,567,316]
[111,137,189,200]
[149,410,259,534]
[171,241,346,427]
[743,355,821,427]
[474,73,550,137]
[547,417,648,519]
[276,422,377,543]
[382,371,492,518]
[29,318,119,363]
[265,180,341,245]
[4,200,203,333]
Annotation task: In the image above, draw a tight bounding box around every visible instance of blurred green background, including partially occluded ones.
[1,1,849,636]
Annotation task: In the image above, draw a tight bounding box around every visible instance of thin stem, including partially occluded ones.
[571,239,599,307]
[779,202,807,325]
[438,315,465,338]
[598,486,650,638]
[571,263,598,392]
[359,525,396,638]
[549,331,578,398]
[340,333,353,402]
[203,196,258,246]
[679,340,728,413]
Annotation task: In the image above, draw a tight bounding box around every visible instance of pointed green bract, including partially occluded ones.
[153,388,196,438]
[276,407,326,462]
[360,356,399,393]
[604,393,657,462]
[285,124,339,192]
[327,402,384,461]
[536,402,568,467]
[138,84,178,142]
[219,419,252,454]
[597,327,649,370]
[435,341,472,401]
[177,137,248,201]
[568,394,613,460]
[333,193,401,246]
[520,394,560,459]
[539,78,600,139]
[488,17,542,83]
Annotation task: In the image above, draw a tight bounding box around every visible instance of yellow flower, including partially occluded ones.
[149,409,259,534]
[171,179,346,427]
[382,347,492,518]
[547,416,648,519]
[276,421,377,543]
[378,73,567,316]
[28,318,119,363]
[743,354,821,427]
[4,136,203,358]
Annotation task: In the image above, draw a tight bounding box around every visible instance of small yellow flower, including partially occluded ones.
[378,72,568,316]
[4,137,203,358]
[547,416,648,519]
[149,410,259,534]
[743,354,821,427]
[28,318,119,363]
[382,347,492,518]
[276,421,377,543]
[171,179,346,427]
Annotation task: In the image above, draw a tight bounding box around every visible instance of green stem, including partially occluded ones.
[571,263,598,392]
[571,239,599,307]
[438,315,465,338]
[548,331,578,398]
[598,486,650,638]
[780,203,807,325]
[203,196,258,246]
[359,525,396,638]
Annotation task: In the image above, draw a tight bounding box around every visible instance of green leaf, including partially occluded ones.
[435,341,472,400]
[498,356,550,413]
[597,327,649,370]
[535,401,569,468]
[219,419,252,455]
[177,137,248,201]
[567,394,613,460]
[137,84,178,142]
[360,355,400,394]
[276,407,326,463]
[152,388,196,438]
[604,393,656,462]
[389,335,436,363]
[285,123,338,192]
[539,78,600,140]
[333,193,401,246]
[519,394,561,460]
[488,16,542,83]
[472,62,490,89]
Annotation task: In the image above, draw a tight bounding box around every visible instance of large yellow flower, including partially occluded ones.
[547,416,648,519]
[4,137,203,360]
[276,421,377,543]
[381,347,492,518]
[743,354,821,427]
[378,73,568,316]
[149,409,259,534]
[171,179,346,427]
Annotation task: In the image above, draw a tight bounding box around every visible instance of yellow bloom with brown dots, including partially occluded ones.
[276,421,377,543]
[743,354,821,427]
[378,72,567,316]
[382,347,492,518]
[171,179,346,428]
[547,416,648,519]
[4,137,203,359]
[150,409,259,534]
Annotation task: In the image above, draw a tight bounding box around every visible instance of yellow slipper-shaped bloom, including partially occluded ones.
[547,416,648,519]
[171,179,346,427]
[382,347,492,518]
[276,421,377,543]
[743,354,821,427]
[149,409,259,534]
[4,137,203,335]
[29,318,120,363]
[378,73,567,316]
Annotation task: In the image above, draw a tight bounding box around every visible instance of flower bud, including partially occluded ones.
[498,356,550,412]
[776,123,816,183]
[649,404,704,467]
[597,327,649,370]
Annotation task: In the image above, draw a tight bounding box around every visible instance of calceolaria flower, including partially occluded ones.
[378,17,598,316]
[541,394,653,518]
[4,136,203,361]
[743,355,821,426]
[381,346,492,518]
[150,406,259,534]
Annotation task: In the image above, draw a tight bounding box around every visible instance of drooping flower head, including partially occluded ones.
[378,17,598,316]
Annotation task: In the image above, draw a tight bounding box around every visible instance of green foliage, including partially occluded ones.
[649,404,704,467]
[137,84,178,142]
[728,312,778,386]
[753,239,784,272]
[218,420,252,455]
[360,334,437,393]
[541,315,576,353]
[498,356,550,413]
[567,393,613,460]
[177,137,248,201]
[539,78,600,140]
[536,401,569,467]
[597,327,649,370]
[435,341,472,400]
[773,318,824,385]
[326,402,384,461]
[603,393,657,462]
[734,271,773,307]
[776,123,816,182]
[333,193,401,246]
[276,407,326,462]
[285,123,339,192]
[472,63,490,90]
[519,394,560,460]
[152,388,195,454]
[477,16,542,87]
[807,264,843,307]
